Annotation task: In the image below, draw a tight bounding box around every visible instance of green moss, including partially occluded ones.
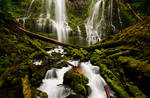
[126,82,147,98]
[66,94,85,98]
[118,56,150,75]
[74,84,87,96]
[99,64,130,98]
[63,70,88,97]
[21,74,32,98]
[35,89,48,98]
[64,47,89,61]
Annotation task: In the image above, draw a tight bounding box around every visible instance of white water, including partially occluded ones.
[81,61,107,98]
[85,0,122,45]
[54,0,71,42]
[18,0,71,43]
[77,26,82,38]
[85,0,105,45]
[38,67,72,98]
[39,59,111,98]
[36,0,71,42]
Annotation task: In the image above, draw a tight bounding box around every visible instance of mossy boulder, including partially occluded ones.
[63,70,88,97]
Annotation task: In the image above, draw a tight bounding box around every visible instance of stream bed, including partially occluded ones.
[37,48,115,98]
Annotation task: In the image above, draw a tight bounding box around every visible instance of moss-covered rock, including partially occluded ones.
[63,70,88,97]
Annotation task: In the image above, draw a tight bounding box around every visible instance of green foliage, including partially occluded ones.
[74,84,87,96]
[68,13,82,34]
[66,94,85,98]
[124,0,150,16]
[0,0,11,9]
[126,82,147,98]
[35,90,48,98]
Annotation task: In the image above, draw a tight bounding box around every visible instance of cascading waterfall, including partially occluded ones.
[80,61,107,98]
[19,0,71,43]
[54,0,71,42]
[77,26,82,38]
[85,0,105,45]
[38,67,72,98]
[37,0,53,32]
[85,0,122,45]
[39,59,113,98]
[37,0,71,42]
[18,0,123,45]
[16,0,35,25]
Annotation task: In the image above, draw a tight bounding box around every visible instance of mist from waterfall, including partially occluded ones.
[85,0,122,45]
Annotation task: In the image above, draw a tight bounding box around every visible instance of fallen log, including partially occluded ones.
[72,66,83,73]
[17,26,76,47]
[104,85,111,98]
[127,3,144,23]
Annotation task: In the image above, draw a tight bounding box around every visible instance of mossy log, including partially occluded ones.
[17,26,75,47]
[21,74,32,98]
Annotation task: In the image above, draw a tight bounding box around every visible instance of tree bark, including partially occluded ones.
[104,85,111,98]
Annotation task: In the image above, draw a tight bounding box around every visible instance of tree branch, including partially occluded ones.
[127,3,144,23]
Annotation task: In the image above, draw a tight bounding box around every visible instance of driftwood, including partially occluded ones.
[127,3,144,23]
[104,85,111,98]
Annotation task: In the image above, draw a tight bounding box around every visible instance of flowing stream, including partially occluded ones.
[38,67,72,98]
[38,50,113,98]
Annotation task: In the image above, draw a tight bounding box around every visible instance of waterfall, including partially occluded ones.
[39,60,114,98]
[18,0,71,43]
[38,66,72,98]
[36,0,72,42]
[54,0,71,42]
[85,0,104,45]
[36,0,53,32]
[80,61,107,98]
[37,0,71,42]
[85,0,122,45]
[77,26,82,38]
[16,0,35,26]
